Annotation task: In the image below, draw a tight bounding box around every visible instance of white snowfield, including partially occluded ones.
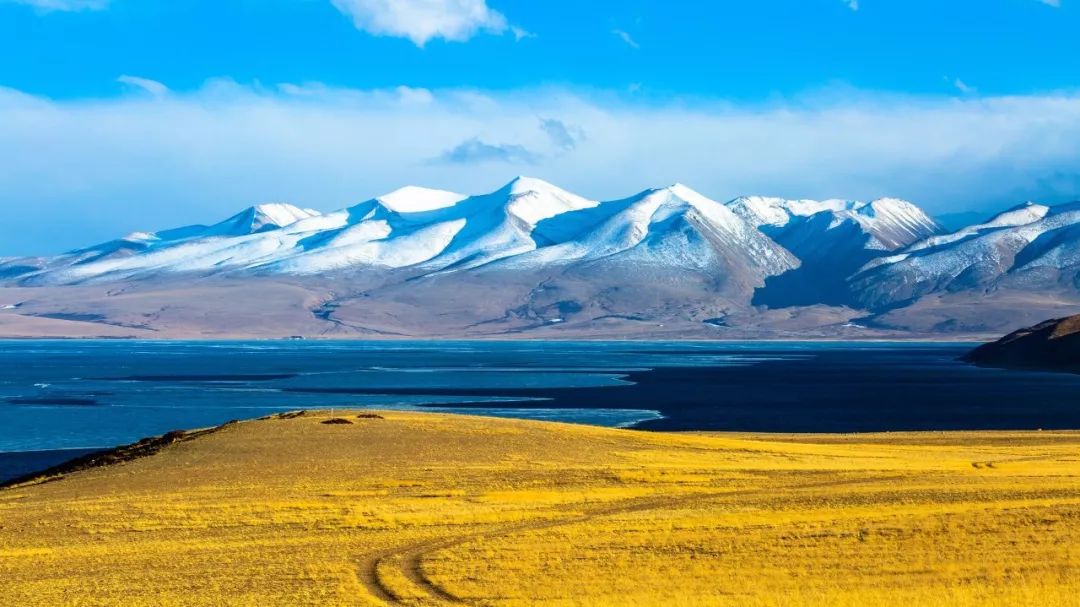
[4,177,1079,302]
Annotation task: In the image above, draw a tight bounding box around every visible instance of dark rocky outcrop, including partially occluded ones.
[964,314,1080,373]
[0,428,209,489]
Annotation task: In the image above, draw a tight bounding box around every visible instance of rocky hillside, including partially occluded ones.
[964,314,1080,373]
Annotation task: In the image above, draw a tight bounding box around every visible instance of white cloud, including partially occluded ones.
[436,138,539,164]
[612,29,639,49]
[2,0,107,11]
[4,83,1080,255]
[117,75,170,98]
[510,26,536,41]
[539,118,585,151]
[329,0,509,46]
[843,0,859,11]
[953,78,977,95]
[1037,0,1061,7]
[393,85,435,105]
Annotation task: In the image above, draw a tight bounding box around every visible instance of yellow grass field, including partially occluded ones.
[1,410,1079,606]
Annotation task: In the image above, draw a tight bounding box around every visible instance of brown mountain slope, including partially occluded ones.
[964,314,1080,373]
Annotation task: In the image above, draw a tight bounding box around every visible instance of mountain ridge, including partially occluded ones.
[1,177,1078,339]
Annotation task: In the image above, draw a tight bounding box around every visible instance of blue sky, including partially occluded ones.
[2,0,1079,254]
[4,0,1076,100]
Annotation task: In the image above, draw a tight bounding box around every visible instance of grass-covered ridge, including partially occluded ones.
[1,410,1078,606]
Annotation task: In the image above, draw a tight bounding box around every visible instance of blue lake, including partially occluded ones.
[3,340,1080,481]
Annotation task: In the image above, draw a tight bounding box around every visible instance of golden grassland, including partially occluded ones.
[1,410,1079,606]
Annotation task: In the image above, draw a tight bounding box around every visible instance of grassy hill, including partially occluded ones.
[2,411,1079,606]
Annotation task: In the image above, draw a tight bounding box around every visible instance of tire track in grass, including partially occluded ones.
[358,474,909,605]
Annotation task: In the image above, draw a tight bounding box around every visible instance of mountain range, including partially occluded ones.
[2,177,1078,339]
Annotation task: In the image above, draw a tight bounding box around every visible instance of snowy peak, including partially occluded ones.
[725,195,943,308]
[904,201,1049,254]
[507,182,797,281]
[7,178,1071,313]
[850,199,1080,311]
[850,198,942,249]
[209,203,321,236]
[992,201,1050,226]
[632,184,748,235]
[259,177,602,276]
[503,175,572,197]
[726,195,940,252]
[727,196,855,228]
[375,186,465,213]
[399,177,599,272]
[662,183,700,197]
[253,203,321,226]
[497,176,598,226]
[856,198,927,223]
[726,196,797,227]
[8,180,1080,338]
[662,183,722,209]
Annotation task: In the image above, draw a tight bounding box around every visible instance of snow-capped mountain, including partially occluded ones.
[902,202,1049,254]
[16,203,326,284]
[2,178,1079,339]
[511,184,796,275]
[851,201,1080,309]
[726,196,942,305]
[727,196,940,253]
[207,203,322,236]
[475,184,803,315]
[5,178,794,285]
[4,203,323,281]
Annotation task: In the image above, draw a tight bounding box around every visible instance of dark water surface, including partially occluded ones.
[2,340,1079,482]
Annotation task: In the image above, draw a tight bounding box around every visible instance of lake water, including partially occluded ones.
[3,340,1080,482]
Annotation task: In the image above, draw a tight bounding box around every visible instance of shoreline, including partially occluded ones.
[0,335,992,343]
[7,406,1080,488]
[10,341,1080,486]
